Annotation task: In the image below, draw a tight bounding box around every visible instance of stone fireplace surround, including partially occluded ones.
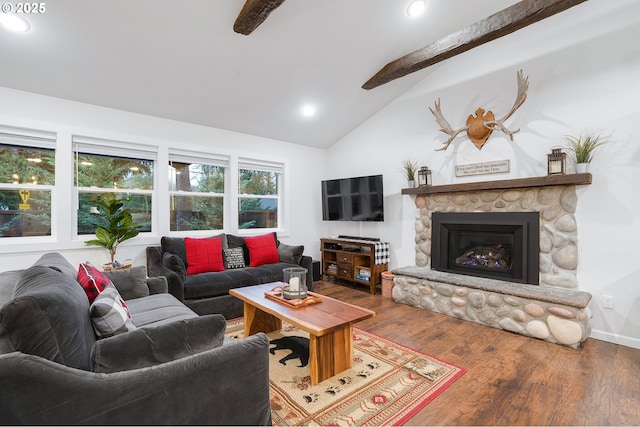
[394,174,593,347]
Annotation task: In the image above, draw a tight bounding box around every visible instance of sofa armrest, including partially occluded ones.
[146,246,185,301]
[145,276,168,294]
[300,255,314,291]
[0,333,272,426]
[91,314,227,373]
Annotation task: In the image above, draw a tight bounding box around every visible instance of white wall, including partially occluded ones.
[0,87,326,271]
[325,0,640,348]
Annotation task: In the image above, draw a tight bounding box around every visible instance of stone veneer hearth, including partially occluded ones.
[394,175,593,347]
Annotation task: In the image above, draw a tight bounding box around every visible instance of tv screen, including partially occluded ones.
[321,174,384,221]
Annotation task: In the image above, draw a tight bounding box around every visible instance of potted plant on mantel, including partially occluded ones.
[565,131,608,173]
[85,193,142,270]
[401,158,418,188]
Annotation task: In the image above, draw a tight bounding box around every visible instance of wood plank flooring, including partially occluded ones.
[312,280,640,426]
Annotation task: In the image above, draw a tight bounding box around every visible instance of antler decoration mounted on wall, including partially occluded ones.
[429,70,529,151]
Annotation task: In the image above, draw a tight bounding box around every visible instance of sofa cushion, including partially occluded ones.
[90,314,226,373]
[90,283,137,339]
[126,293,197,328]
[278,243,304,265]
[223,247,246,269]
[185,236,225,275]
[0,266,96,370]
[245,234,279,267]
[77,263,112,304]
[104,266,150,300]
[183,262,299,300]
[161,236,188,267]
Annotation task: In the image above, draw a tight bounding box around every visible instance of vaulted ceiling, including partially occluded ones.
[2,0,576,148]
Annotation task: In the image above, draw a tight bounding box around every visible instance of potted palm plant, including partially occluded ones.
[85,193,142,270]
[565,131,607,173]
[401,158,418,188]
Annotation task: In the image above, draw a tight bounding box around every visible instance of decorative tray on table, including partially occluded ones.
[264,286,323,308]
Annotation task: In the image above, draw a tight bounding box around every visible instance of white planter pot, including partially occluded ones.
[575,163,590,173]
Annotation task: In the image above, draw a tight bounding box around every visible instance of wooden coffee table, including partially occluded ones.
[230,282,375,385]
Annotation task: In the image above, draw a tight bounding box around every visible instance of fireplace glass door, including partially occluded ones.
[431,212,539,285]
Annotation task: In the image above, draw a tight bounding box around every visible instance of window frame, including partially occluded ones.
[73,135,157,241]
[0,126,57,241]
[168,150,230,234]
[237,157,284,233]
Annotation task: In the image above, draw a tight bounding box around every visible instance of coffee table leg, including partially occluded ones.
[309,325,353,385]
[243,302,282,337]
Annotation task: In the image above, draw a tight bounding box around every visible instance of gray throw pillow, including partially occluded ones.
[104,266,149,300]
[89,283,137,339]
[223,247,246,269]
[278,243,304,264]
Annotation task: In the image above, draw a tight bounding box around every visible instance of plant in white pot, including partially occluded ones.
[85,193,142,270]
[401,158,418,188]
[565,131,607,173]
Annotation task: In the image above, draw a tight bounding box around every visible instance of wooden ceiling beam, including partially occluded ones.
[233,0,286,35]
[362,0,588,90]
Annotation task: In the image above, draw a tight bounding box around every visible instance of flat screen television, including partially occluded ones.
[321,174,384,222]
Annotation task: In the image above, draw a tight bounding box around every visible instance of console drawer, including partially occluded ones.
[337,263,353,279]
[338,253,354,264]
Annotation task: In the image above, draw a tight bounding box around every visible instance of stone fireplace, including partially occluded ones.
[394,175,593,347]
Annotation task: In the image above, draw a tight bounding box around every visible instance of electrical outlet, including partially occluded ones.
[602,295,614,309]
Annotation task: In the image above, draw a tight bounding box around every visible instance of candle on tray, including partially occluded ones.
[289,277,300,292]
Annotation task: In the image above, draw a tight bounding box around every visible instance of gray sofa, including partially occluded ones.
[0,253,272,426]
[147,233,313,319]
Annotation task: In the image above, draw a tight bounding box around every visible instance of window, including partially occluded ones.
[74,136,156,235]
[168,151,228,231]
[0,127,56,238]
[238,159,283,230]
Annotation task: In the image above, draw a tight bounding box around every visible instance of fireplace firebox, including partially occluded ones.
[431,212,539,285]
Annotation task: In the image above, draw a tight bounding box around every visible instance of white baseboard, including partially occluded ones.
[589,329,640,350]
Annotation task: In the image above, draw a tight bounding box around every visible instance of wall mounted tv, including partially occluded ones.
[321,174,384,222]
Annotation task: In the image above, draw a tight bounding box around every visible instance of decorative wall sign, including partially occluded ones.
[429,70,529,151]
[455,160,510,177]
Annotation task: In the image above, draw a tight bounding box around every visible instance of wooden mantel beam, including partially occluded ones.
[233,0,286,35]
[362,0,588,90]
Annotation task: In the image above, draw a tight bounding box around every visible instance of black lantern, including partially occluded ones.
[418,166,432,186]
[547,148,566,175]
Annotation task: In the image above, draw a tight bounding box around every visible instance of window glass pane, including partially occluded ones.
[0,144,55,185]
[169,162,224,193]
[78,192,151,235]
[170,195,223,231]
[238,168,280,229]
[238,170,278,195]
[238,197,277,229]
[0,189,51,237]
[76,153,153,190]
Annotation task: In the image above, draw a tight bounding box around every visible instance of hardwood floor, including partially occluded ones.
[313,280,640,426]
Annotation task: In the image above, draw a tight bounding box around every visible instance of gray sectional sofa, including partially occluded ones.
[146,233,313,319]
[0,252,272,425]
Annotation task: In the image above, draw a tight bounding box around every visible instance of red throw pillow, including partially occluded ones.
[245,233,279,267]
[184,237,225,275]
[77,263,113,304]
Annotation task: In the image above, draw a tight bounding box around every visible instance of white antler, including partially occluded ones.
[429,98,469,151]
[483,69,529,140]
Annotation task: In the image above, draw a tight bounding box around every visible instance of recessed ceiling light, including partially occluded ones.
[407,0,427,18]
[0,13,31,32]
[300,104,317,117]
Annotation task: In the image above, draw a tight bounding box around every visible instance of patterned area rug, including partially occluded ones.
[226,318,466,426]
